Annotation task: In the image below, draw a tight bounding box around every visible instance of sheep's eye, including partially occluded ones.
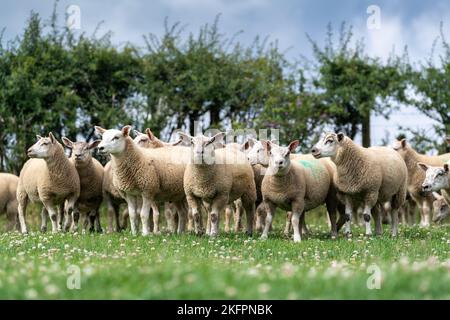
[42,142,49,146]
[325,140,333,145]
[112,136,119,141]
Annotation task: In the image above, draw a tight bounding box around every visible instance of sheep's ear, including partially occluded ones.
[95,126,106,136]
[36,135,43,141]
[417,162,429,172]
[145,128,156,141]
[446,137,450,145]
[209,132,225,145]
[444,163,449,173]
[62,137,74,149]
[49,132,56,144]
[337,132,345,142]
[122,125,132,137]
[288,140,300,153]
[432,192,443,200]
[88,140,101,150]
[270,139,279,144]
[170,139,182,146]
[178,132,193,144]
[400,138,407,148]
[261,140,271,152]
[133,130,142,137]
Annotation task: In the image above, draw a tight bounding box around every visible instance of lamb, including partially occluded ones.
[312,132,407,237]
[432,191,449,223]
[392,138,450,226]
[95,125,190,236]
[179,132,257,236]
[0,173,19,231]
[62,137,103,233]
[418,161,450,223]
[16,133,80,234]
[133,128,185,233]
[259,140,342,242]
[103,161,128,233]
[246,138,345,238]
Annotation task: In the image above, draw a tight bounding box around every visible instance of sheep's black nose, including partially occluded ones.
[422,184,431,192]
[277,160,284,166]
[311,148,318,154]
[98,146,105,152]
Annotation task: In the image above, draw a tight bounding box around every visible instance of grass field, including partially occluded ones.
[0,207,449,299]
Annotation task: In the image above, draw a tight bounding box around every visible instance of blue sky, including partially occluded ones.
[1,0,449,147]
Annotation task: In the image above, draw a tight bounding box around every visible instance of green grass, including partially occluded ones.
[0,207,449,299]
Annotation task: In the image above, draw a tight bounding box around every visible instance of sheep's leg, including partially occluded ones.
[255,203,265,233]
[106,198,116,233]
[261,201,275,240]
[210,195,228,237]
[390,208,399,237]
[5,206,18,232]
[343,197,353,237]
[121,209,129,231]
[291,202,305,243]
[363,204,373,236]
[187,208,194,232]
[205,204,212,236]
[17,192,29,234]
[187,195,203,235]
[173,202,187,234]
[421,200,431,227]
[234,201,243,232]
[42,202,59,234]
[241,198,255,236]
[224,205,232,233]
[125,195,139,236]
[300,213,310,236]
[372,206,383,235]
[40,207,48,233]
[284,211,292,237]
[164,203,176,233]
[139,196,152,236]
[68,200,80,233]
[255,203,266,232]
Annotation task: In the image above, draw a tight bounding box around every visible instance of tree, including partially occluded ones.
[307,23,407,146]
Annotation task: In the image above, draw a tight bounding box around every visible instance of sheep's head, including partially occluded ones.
[311,132,344,159]
[432,192,449,223]
[27,133,58,159]
[418,162,449,192]
[178,132,224,164]
[244,138,269,166]
[95,125,131,155]
[391,138,408,159]
[62,137,101,164]
[262,140,298,175]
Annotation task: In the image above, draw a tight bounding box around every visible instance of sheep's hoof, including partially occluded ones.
[40,226,47,233]
[330,234,337,240]
[344,232,352,239]
[260,234,268,240]
[293,237,301,243]
[245,231,253,237]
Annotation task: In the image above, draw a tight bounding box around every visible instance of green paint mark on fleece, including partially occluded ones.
[297,159,322,179]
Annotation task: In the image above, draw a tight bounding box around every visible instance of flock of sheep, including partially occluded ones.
[1,126,449,242]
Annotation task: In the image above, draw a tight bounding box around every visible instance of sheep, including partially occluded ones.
[0,173,19,231]
[392,138,450,226]
[312,132,407,237]
[133,128,185,233]
[245,138,345,239]
[95,125,190,236]
[62,137,103,233]
[418,161,450,223]
[432,191,449,223]
[103,161,128,233]
[259,140,343,242]
[179,132,257,237]
[16,133,80,234]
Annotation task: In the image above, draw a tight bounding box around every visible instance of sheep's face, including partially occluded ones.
[27,133,57,159]
[96,126,131,155]
[418,163,449,192]
[246,140,269,166]
[263,140,299,175]
[433,196,449,223]
[133,132,153,149]
[179,132,224,164]
[311,133,343,158]
[62,138,101,164]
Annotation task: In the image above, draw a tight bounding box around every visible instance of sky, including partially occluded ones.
[1,0,449,147]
